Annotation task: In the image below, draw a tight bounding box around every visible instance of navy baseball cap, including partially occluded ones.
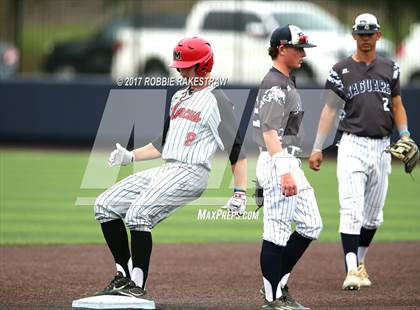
[270,25,316,48]
[352,13,380,34]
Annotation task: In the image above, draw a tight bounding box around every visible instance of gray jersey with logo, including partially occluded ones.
[253,67,322,248]
[253,67,304,152]
[325,56,400,138]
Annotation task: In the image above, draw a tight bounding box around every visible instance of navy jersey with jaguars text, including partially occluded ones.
[325,56,400,138]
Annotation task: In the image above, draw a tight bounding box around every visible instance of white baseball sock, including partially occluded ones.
[280,273,290,288]
[132,267,144,288]
[116,263,127,277]
[345,252,358,272]
[357,246,369,263]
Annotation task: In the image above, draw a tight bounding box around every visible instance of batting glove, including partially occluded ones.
[108,143,135,167]
[222,191,247,216]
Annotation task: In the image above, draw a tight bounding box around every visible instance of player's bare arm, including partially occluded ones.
[222,158,248,215]
[391,95,410,140]
[231,158,247,192]
[212,88,248,215]
[309,103,339,171]
[132,143,161,161]
[263,129,297,197]
[263,129,282,156]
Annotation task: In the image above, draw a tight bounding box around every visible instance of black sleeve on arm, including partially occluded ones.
[212,89,246,165]
[391,62,401,97]
[324,66,346,101]
[323,66,347,112]
[151,115,170,153]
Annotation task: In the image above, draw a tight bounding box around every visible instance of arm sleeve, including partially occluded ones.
[211,89,246,165]
[391,62,401,97]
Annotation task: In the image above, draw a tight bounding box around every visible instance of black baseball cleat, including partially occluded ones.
[95,272,131,296]
[281,285,310,310]
[117,281,151,299]
[260,285,310,310]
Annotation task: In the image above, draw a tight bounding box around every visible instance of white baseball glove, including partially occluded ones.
[108,143,135,167]
[222,191,247,216]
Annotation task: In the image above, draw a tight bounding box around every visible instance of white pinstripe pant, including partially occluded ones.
[257,152,323,246]
[337,133,391,234]
[94,161,209,231]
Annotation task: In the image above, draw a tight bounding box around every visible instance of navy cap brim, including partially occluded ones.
[292,43,317,48]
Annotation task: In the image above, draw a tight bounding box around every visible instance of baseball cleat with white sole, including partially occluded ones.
[342,269,361,291]
[357,262,372,287]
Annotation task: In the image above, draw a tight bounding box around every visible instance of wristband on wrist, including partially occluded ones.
[399,129,410,138]
[272,151,293,176]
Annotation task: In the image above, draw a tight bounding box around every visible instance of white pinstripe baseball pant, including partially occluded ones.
[337,133,391,234]
[94,160,209,231]
[256,151,323,246]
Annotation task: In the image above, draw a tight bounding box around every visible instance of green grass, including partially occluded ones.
[0,148,419,245]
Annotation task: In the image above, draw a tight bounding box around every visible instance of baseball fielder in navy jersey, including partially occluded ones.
[309,14,413,290]
[93,37,247,304]
[254,25,322,310]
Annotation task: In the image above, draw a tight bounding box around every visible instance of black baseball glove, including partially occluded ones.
[385,138,419,173]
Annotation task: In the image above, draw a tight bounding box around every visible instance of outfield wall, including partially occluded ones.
[0,79,419,151]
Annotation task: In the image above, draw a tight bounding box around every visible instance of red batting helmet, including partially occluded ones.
[169,37,214,76]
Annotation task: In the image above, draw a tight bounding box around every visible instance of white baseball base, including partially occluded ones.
[72,295,155,309]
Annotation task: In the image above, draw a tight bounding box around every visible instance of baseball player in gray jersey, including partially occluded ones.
[309,14,414,290]
[253,25,322,310]
[93,37,247,303]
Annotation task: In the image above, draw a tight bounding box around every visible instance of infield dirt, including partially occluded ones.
[0,242,419,309]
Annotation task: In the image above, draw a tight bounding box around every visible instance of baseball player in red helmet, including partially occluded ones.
[93,37,247,306]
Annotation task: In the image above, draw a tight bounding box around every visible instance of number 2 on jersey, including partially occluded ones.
[382,97,390,111]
